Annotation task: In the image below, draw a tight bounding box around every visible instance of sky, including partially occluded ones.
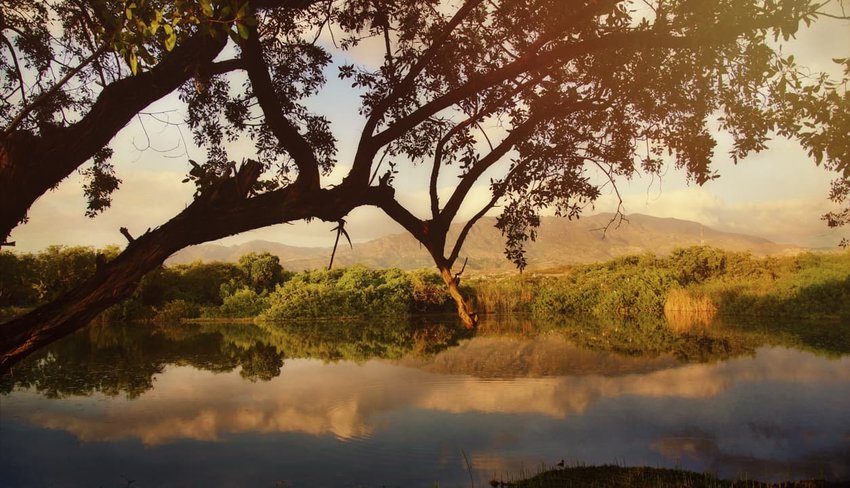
[7,4,850,252]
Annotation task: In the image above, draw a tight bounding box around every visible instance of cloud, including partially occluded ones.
[10,170,194,252]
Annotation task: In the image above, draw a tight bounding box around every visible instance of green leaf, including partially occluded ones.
[199,0,213,17]
[151,10,162,34]
[165,30,177,51]
[236,2,250,20]
[237,22,250,40]
[241,13,258,27]
[129,52,138,75]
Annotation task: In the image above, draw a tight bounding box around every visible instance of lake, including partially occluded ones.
[1,316,849,487]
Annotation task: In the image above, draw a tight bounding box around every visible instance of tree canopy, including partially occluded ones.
[1,0,848,369]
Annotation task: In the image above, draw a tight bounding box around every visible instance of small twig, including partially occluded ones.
[453,256,468,284]
[4,43,108,135]
[119,227,135,243]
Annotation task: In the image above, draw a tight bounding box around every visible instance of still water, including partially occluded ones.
[1,317,849,487]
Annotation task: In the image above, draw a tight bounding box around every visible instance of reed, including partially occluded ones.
[663,288,717,331]
[468,276,536,314]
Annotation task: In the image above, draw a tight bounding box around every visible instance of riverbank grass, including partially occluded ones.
[491,465,846,488]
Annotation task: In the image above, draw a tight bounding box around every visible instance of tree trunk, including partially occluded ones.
[0,32,228,244]
[437,265,478,329]
[0,180,392,373]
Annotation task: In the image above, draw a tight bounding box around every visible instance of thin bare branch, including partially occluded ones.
[350,0,487,183]
[4,43,108,135]
[0,34,27,105]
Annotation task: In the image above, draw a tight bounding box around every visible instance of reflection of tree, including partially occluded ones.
[0,318,468,398]
[478,314,850,363]
[4,314,845,399]
[236,343,284,382]
[0,321,244,398]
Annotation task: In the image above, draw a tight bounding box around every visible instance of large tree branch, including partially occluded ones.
[0,31,229,243]
[348,0,487,185]
[447,157,532,265]
[0,178,393,371]
[429,74,544,219]
[438,109,550,229]
[440,96,609,245]
[241,24,321,188]
[369,27,748,156]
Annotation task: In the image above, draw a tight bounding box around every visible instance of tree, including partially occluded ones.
[1,0,848,371]
[237,252,285,292]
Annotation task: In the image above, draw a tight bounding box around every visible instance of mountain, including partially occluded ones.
[167,213,800,271]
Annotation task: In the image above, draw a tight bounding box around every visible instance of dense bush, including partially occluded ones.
[153,300,201,323]
[215,287,270,318]
[262,266,414,320]
[409,270,455,313]
[3,246,847,323]
[480,247,850,321]
[0,245,120,307]
[532,255,676,319]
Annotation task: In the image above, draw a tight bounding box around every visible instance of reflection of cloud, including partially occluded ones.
[652,431,850,481]
[9,347,850,447]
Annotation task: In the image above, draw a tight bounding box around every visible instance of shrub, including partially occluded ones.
[216,287,270,318]
[153,299,201,323]
[261,266,414,320]
[409,270,454,313]
[531,258,676,319]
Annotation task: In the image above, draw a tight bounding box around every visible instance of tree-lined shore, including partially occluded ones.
[3,246,848,325]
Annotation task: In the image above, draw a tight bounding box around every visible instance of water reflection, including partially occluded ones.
[1,316,849,487]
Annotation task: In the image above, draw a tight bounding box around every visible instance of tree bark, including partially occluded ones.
[437,265,478,329]
[0,179,393,373]
[0,32,228,244]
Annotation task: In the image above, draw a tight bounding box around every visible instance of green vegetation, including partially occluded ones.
[470,247,850,322]
[497,464,843,488]
[1,247,457,322]
[0,245,117,309]
[3,246,849,325]
[0,317,468,398]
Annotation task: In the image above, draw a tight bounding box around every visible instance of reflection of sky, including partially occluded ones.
[1,347,849,487]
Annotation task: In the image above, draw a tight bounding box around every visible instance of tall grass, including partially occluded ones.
[664,288,717,332]
[469,248,850,323]
[468,275,536,314]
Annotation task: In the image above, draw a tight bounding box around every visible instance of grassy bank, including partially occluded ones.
[469,247,850,322]
[494,465,847,488]
[2,246,848,324]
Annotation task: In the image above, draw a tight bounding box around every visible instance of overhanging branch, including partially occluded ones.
[241,24,321,188]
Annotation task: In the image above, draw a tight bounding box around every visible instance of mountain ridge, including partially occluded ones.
[168,213,800,271]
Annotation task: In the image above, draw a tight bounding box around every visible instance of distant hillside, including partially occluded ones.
[168,213,800,271]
